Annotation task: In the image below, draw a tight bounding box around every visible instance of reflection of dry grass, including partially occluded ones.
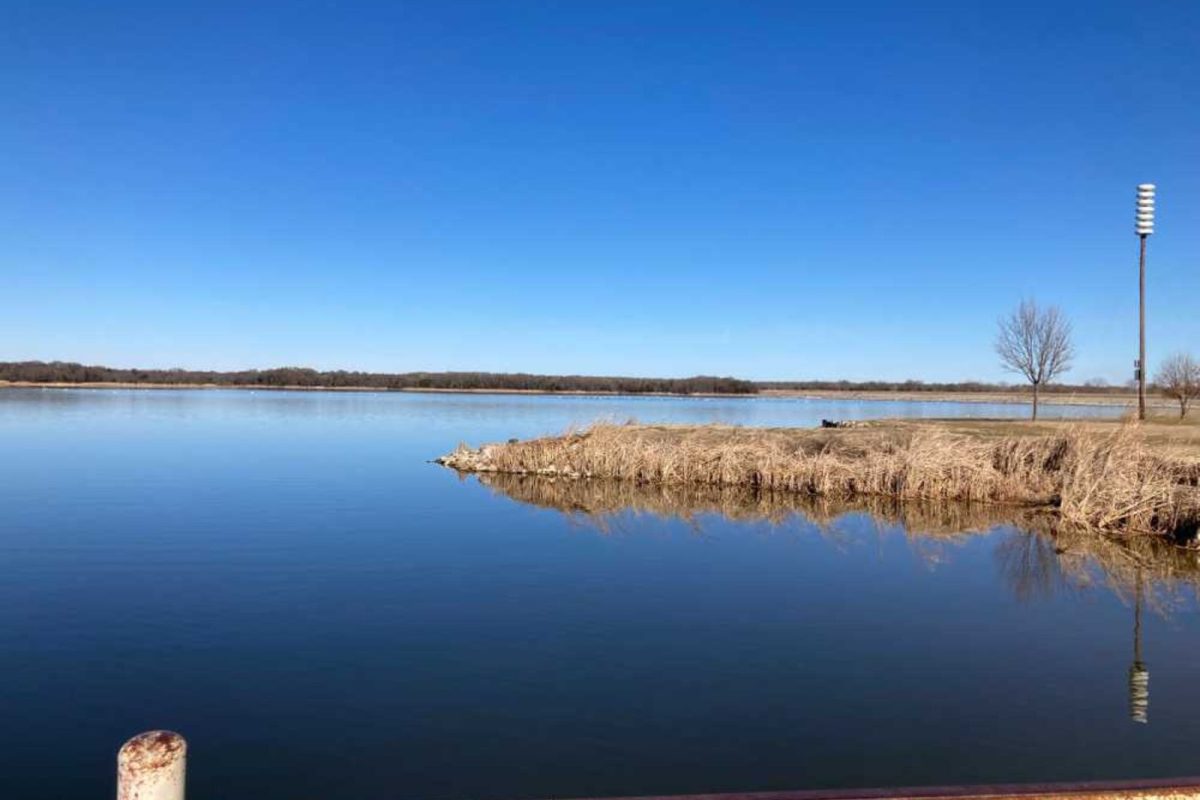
[1049,524,1200,607]
[478,471,1200,606]
[478,471,1046,538]
[995,524,1200,610]
[441,421,1200,537]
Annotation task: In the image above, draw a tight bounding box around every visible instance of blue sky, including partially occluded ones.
[1,1,1197,382]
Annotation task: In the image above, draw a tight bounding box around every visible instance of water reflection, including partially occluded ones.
[477,473,1197,591]
[474,471,1054,535]
[475,472,1200,725]
[1130,571,1150,724]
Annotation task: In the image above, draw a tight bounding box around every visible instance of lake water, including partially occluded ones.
[2,388,1198,800]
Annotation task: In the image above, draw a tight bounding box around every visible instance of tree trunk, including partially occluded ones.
[1031,382,1039,421]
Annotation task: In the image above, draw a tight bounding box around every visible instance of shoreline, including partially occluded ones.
[0,380,1165,408]
[0,381,752,399]
[761,388,1158,408]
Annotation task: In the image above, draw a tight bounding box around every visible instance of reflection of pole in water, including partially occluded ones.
[1128,570,1149,724]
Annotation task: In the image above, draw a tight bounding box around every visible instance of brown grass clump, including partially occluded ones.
[439,421,1200,538]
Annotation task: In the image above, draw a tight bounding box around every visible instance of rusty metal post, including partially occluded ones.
[118,731,186,800]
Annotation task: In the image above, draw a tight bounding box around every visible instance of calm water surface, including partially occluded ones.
[2,388,1197,800]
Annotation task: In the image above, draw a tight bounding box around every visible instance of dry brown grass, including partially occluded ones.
[440,420,1200,538]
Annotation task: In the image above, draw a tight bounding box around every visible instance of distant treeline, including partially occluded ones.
[0,362,1137,396]
[0,361,758,395]
[758,379,1135,395]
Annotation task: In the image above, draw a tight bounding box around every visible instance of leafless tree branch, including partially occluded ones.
[995,299,1074,420]
[1155,353,1200,418]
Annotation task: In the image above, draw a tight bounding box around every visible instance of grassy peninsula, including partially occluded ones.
[439,418,1200,540]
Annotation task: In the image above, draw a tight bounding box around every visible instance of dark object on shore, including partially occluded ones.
[821,419,863,428]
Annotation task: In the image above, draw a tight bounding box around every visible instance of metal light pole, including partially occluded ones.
[1136,183,1156,421]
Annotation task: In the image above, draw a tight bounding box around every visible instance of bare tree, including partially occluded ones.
[1155,353,1200,418]
[995,299,1074,420]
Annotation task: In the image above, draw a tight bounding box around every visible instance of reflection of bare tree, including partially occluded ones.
[993,532,1071,603]
[477,473,1200,607]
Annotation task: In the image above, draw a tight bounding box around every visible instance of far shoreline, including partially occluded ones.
[761,388,1155,408]
[0,381,750,399]
[0,380,1165,408]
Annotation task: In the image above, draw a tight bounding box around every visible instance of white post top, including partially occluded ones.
[118,731,187,800]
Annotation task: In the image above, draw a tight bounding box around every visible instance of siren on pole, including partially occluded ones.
[1136,183,1156,236]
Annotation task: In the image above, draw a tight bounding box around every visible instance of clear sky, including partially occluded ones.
[2,1,1196,382]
